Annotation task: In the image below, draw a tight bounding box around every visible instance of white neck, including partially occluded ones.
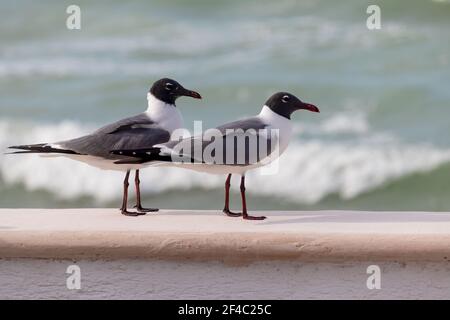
[258,105,293,154]
[146,93,183,133]
[258,105,291,126]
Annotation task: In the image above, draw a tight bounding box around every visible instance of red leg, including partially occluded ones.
[222,174,241,217]
[120,170,140,216]
[134,170,158,213]
[240,175,266,220]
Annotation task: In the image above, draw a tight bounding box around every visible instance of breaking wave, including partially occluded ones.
[1,117,449,204]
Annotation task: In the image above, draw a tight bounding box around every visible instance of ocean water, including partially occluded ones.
[1,0,450,211]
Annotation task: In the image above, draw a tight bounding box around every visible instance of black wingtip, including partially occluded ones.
[110,149,141,157]
[110,148,160,157]
[110,147,172,164]
[110,150,123,155]
[6,143,79,155]
[114,159,147,165]
[6,145,34,153]
[4,151,33,155]
[8,144,47,151]
[8,145,26,150]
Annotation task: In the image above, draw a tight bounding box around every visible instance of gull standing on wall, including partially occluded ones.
[8,78,202,216]
[112,92,319,220]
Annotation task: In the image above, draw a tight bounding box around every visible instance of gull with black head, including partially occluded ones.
[112,92,319,220]
[8,78,202,216]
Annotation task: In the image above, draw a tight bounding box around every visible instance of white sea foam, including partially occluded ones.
[294,110,370,136]
[1,119,450,204]
[247,140,450,203]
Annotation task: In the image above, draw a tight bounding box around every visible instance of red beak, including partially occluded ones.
[302,103,320,113]
[181,88,202,99]
[186,90,202,99]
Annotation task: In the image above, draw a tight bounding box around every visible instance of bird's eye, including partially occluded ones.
[281,95,290,103]
[165,83,174,90]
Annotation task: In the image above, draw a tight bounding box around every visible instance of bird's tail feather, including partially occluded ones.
[7,143,79,155]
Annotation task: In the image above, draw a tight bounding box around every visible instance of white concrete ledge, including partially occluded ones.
[1,209,450,263]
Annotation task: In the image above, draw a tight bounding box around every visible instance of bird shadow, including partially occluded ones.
[157,209,450,226]
[256,211,450,226]
[0,226,15,230]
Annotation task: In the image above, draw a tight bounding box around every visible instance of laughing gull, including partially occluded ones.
[111,92,319,220]
[8,78,201,216]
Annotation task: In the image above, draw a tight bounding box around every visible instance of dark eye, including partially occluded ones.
[281,95,290,103]
[165,82,174,91]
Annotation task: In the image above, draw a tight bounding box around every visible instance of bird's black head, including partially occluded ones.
[149,78,202,105]
[265,92,319,119]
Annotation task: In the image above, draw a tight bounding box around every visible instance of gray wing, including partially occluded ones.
[59,113,171,159]
[162,117,276,166]
[163,117,267,149]
[94,113,156,134]
[215,117,267,134]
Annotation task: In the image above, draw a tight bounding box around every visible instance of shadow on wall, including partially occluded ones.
[257,211,450,226]
[157,210,450,225]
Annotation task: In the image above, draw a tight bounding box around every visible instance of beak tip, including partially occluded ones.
[304,103,320,113]
[188,91,202,99]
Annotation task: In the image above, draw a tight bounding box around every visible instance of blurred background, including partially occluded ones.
[1,0,450,211]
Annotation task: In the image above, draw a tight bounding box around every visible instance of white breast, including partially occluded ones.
[146,93,183,133]
[257,105,293,156]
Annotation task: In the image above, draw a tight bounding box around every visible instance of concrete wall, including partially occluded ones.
[2,259,450,299]
[1,209,450,299]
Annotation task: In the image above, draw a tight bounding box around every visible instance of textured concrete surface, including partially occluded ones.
[1,259,450,299]
[1,209,450,299]
[1,209,450,262]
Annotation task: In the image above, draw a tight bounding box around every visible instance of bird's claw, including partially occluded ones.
[134,205,159,213]
[121,209,146,216]
[243,214,266,220]
[223,209,242,217]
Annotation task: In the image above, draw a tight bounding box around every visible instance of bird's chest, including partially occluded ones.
[159,111,183,134]
[146,107,183,134]
[267,120,293,155]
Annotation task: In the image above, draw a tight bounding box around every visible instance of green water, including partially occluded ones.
[0,0,450,210]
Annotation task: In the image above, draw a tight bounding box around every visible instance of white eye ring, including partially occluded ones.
[165,83,174,90]
[281,95,290,103]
